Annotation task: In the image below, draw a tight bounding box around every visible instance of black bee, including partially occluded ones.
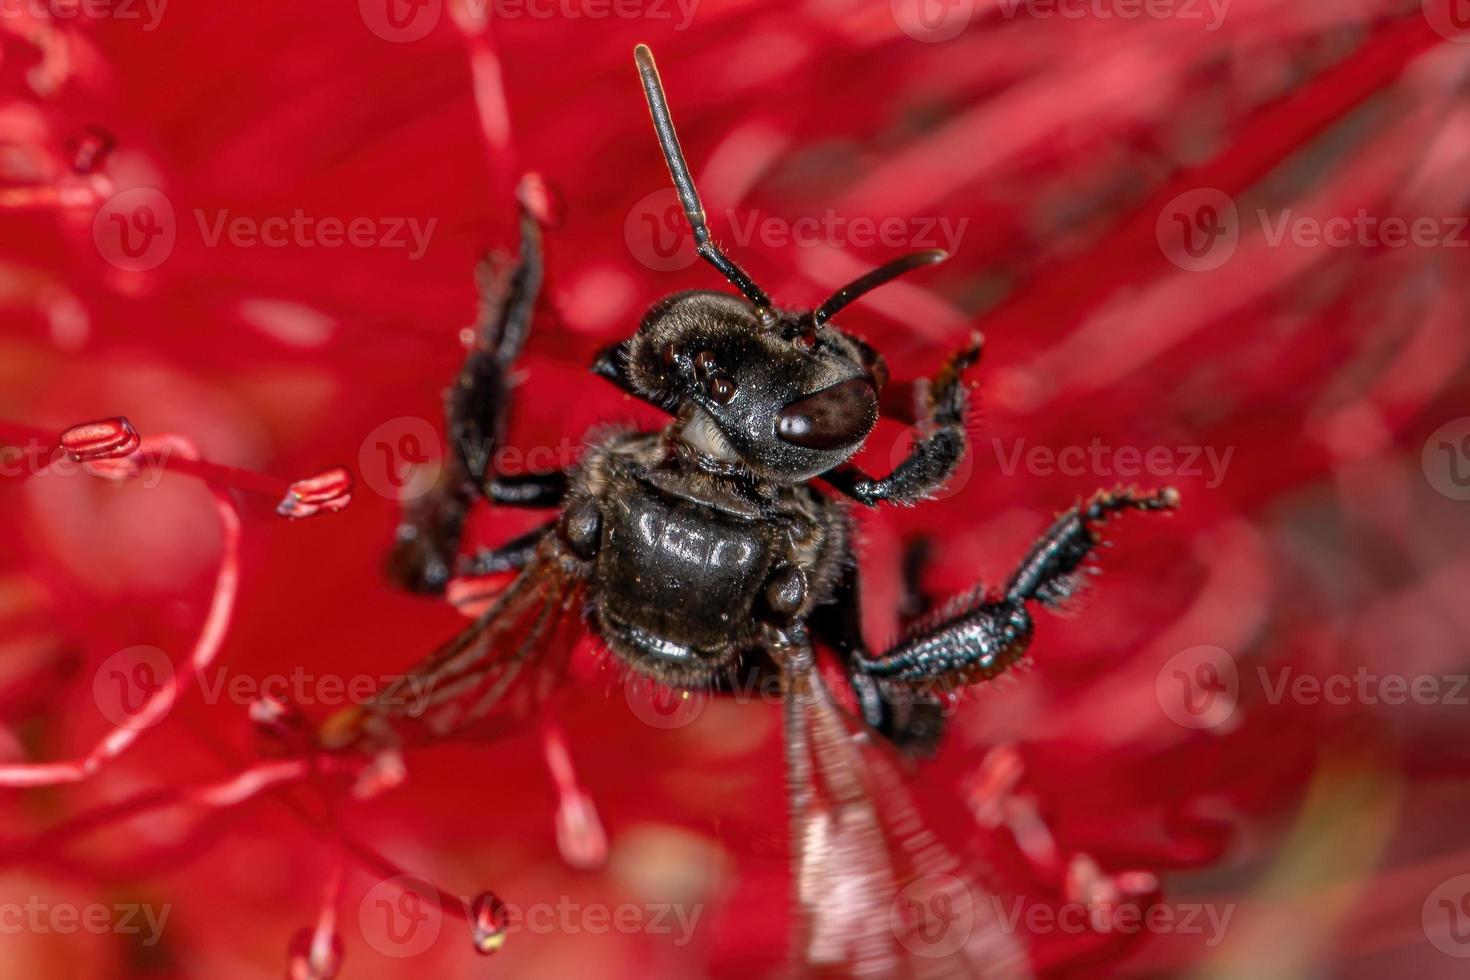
[334,45,1178,976]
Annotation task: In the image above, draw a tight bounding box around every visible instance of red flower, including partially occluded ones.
[2,2,1469,976]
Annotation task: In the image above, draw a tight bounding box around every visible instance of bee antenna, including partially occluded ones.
[634,44,774,312]
[811,249,949,327]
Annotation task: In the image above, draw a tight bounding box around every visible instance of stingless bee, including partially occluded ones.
[328,45,1179,977]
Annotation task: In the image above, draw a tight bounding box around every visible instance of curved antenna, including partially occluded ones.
[634,44,773,310]
[811,249,949,327]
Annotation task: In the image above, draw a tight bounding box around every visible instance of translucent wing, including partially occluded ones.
[782,649,1032,979]
[330,549,586,751]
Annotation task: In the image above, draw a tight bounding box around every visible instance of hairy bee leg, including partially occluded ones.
[388,189,566,594]
[821,335,980,507]
[855,487,1179,690]
[485,472,569,508]
[809,557,948,757]
[459,522,554,577]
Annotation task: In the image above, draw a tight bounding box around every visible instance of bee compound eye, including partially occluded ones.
[706,374,737,404]
[776,378,878,450]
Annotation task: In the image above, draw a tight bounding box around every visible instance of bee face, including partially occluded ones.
[625,291,882,481]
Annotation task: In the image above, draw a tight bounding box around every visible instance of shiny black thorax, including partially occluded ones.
[564,430,846,686]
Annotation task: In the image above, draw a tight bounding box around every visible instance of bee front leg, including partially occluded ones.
[854,487,1179,692]
[820,335,980,507]
[388,183,568,594]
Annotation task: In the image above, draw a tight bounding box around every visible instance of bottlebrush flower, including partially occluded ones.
[1,2,1468,977]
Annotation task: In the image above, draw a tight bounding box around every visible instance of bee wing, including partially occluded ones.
[783,656,1031,980]
[351,553,586,748]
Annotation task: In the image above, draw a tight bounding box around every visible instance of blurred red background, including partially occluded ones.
[2,0,1470,976]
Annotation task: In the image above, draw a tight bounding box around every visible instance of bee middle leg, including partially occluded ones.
[388,186,570,594]
[809,557,949,757]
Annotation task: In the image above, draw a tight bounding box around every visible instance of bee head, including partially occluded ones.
[607,45,949,483]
